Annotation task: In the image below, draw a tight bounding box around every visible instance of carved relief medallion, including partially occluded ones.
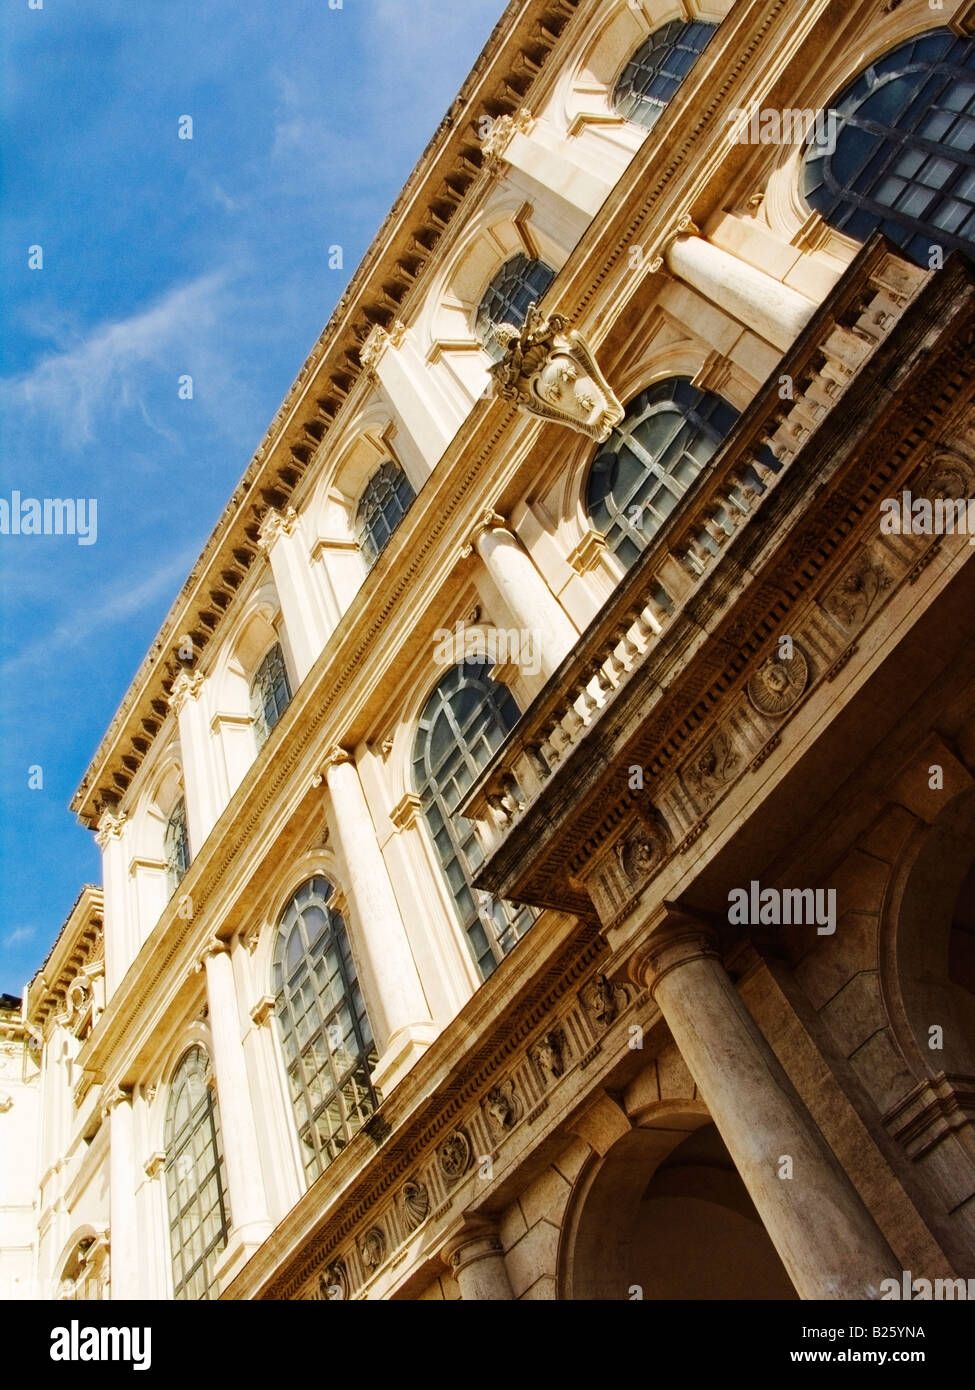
[531,1028,567,1084]
[360,1226,386,1272]
[484,1079,521,1137]
[437,1129,473,1184]
[746,645,809,716]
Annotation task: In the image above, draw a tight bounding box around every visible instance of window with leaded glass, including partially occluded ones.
[164,1047,230,1302]
[164,798,190,898]
[272,877,378,1180]
[586,377,739,572]
[613,18,718,131]
[412,659,535,980]
[474,254,556,359]
[354,460,416,568]
[802,30,975,264]
[250,642,292,750]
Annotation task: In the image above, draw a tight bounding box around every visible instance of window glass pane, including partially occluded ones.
[250,643,292,751]
[355,460,416,567]
[412,661,536,978]
[613,19,718,129]
[164,1047,229,1301]
[802,29,975,262]
[272,878,378,1180]
[585,377,738,573]
[164,798,190,898]
[474,254,556,359]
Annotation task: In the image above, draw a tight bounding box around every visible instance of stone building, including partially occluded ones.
[12,0,975,1300]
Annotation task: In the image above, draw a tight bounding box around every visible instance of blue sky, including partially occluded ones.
[0,0,507,996]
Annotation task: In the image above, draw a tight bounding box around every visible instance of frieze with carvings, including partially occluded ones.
[580,972,628,1031]
[359,1226,386,1273]
[746,646,809,717]
[578,810,670,928]
[437,1128,473,1184]
[531,1027,568,1084]
[680,727,741,806]
[822,551,892,631]
[484,1079,522,1137]
[401,1177,429,1232]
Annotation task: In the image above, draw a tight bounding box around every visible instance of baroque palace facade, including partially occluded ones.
[7,0,975,1301]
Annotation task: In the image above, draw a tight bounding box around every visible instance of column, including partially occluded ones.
[258,507,330,682]
[168,670,222,852]
[322,749,435,1094]
[105,1088,141,1300]
[469,511,579,680]
[202,942,272,1277]
[636,915,902,1300]
[665,232,815,352]
[361,323,458,463]
[442,1218,514,1300]
[96,809,135,998]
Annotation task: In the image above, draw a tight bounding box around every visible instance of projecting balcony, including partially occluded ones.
[460,235,932,919]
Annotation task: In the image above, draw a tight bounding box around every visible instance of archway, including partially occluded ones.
[562,1117,797,1300]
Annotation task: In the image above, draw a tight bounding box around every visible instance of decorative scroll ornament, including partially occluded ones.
[488,304,624,443]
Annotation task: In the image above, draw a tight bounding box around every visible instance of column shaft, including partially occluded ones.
[474,524,578,679]
[324,754,433,1092]
[203,947,271,1245]
[645,925,901,1299]
[665,234,815,352]
[108,1094,140,1299]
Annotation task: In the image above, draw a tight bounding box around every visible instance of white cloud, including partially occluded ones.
[2,272,231,447]
[0,547,199,683]
[3,927,35,950]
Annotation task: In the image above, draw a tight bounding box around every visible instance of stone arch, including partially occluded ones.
[883,783,975,1080]
[558,1100,797,1300]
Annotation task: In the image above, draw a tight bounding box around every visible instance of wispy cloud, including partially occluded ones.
[2,272,231,448]
[0,548,199,682]
[4,926,35,950]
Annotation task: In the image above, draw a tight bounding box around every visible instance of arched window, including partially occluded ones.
[250,642,292,750]
[802,30,975,264]
[354,460,416,567]
[586,377,739,571]
[272,877,378,1179]
[475,253,556,358]
[613,18,718,130]
[412,660,535,980]
[164,797,190,898]
[164,1047,230,1301]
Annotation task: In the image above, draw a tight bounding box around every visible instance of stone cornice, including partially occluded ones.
[26,886,104,1033]
[70,0,585,829]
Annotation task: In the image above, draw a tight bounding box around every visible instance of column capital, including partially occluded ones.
[95,807,127,848]
[196,936,230,973]
[481,107,534,169]
[250,994,276,1028]
[168,667,205,715]
[629,905,720,995]
[257,505,299,551]
[460,508,508,558]
[441,1216,504,1274]
[312,745,353,787]
[359,319,407,372]
[100,1085,133,1120]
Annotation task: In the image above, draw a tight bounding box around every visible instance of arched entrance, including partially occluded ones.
[561,1112,797,1300]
